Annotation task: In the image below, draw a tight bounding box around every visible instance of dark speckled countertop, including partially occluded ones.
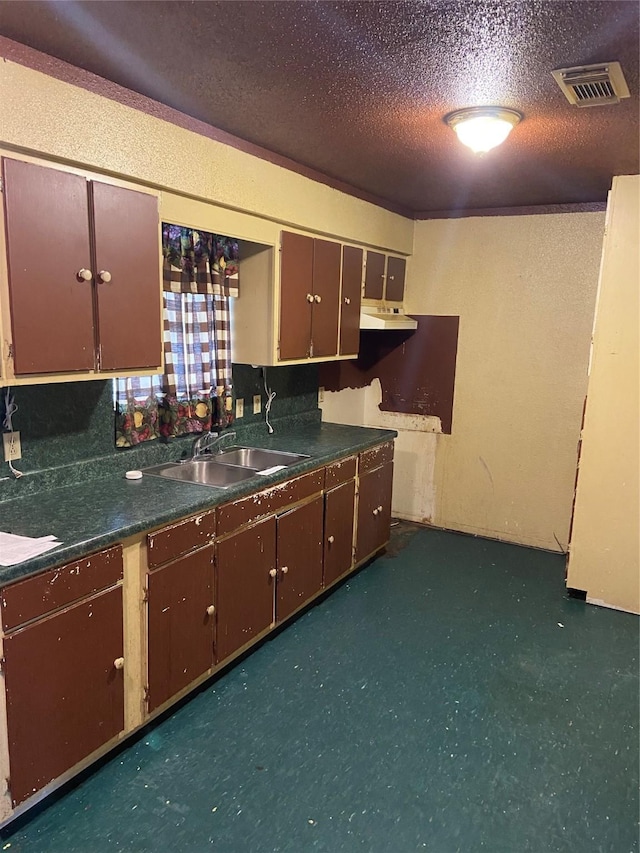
[0,423,395,585]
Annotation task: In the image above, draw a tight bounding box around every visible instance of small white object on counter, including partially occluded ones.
[257,465,287,476]
[125,470,143,480]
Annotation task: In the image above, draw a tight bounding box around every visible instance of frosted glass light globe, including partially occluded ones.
[446,108,522,154]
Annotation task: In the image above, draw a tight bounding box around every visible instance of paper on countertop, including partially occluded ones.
[0,532,62,567]
[257,465,287,476]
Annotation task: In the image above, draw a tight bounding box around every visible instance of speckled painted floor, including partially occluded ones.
[2,527,638,853]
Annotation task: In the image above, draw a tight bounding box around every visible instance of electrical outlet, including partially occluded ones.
[318,386,325,403]
[253,394,262,415]
[235,398,244,419]
[3,431,21,462]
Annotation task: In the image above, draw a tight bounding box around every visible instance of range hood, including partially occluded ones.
[359,305,418,331]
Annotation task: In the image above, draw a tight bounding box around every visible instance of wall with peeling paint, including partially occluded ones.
[407,212,605,551]
[566,176,639,613]
[322,212,605,550]
[321,379,440,523]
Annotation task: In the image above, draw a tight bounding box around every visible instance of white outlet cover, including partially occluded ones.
[3,431,21,462]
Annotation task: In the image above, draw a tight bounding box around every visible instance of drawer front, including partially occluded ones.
[325,455,357,489]
[217,469,324,537]
[1,545,123,632]
[359,441,394,474]
[147,510,216,569]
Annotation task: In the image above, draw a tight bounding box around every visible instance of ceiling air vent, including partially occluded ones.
[552,62,630,107]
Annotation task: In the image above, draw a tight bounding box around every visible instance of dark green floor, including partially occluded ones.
[3,527,639,852]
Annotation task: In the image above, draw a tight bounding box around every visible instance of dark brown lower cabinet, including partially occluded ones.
[215,516,276,664]
[3,586,124,806]
[276,496,324,622]
[147,546,215,712]
[356,461,394,562]
[323,479,356,586]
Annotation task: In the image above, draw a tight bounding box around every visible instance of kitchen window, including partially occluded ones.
[114,225,238,447]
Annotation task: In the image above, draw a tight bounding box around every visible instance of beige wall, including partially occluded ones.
[566,176,640,613]
[322,211,606,549]
[0,56,413,253]
[406,212,605,550]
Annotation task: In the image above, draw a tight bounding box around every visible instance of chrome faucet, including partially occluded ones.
[191,430,237,459]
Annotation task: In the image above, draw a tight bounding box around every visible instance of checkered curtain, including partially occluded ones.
[115,226,237,447]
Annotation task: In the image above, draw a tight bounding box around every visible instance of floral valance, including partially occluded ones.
[162,224,239,298]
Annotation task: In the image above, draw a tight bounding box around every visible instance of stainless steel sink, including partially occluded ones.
[141,445,310,488]
[215,446,309,469]
[141,459,258,488]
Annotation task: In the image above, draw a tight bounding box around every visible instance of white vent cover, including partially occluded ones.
[552,62,630,107]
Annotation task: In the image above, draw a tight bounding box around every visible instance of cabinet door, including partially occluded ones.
[3,587,124,807]
[356,461,394,562]
[339,246,363,356]
[147,546,214,713]
[92,182,162,371]
[385,255,406,302]
[324,479,356,586]
[363,250,385,300]
[2,157,95,374]
[310,238,341,358]
[279,231,313,360]
[276,496,324,622]
[215,516,276,663]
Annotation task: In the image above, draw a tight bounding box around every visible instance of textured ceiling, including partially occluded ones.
[0,0,638,214]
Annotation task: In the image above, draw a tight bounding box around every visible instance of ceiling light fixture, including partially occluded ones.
[445,107,522,154]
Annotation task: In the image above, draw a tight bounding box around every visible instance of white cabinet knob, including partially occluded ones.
[314,294,322,303]
[269,568,277,578]
[327,535,335,544]
[114,657,125,670]
[306,293,314,303]
[388,275,395,281]
[344,297,351,305]
[98,270,112,283]
[378,505,383,513]
[206,605,215,616]
[373,508,379,516]
[77,268,92,282]
[281,566,289,574]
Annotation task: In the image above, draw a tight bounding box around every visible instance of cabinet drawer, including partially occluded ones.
[325,455,357,489]
[359,441,394,474]
[217,469,324,537]
[1,545,123,632]
[147,510,216,569]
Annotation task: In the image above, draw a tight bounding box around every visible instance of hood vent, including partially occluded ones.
[552,62,630,107]
[360,305,417,331]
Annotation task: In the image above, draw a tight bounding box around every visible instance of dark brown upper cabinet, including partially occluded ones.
[279,231,341,360]
[385,255,406,302]
[363,250,386,300]
[2,157,162,376]
[339,245,363,356]
[363,250,406,303]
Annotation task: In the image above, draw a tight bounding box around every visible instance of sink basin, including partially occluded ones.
[215,446,309,469]
[141,459,258,489]
[141,446,310,488]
